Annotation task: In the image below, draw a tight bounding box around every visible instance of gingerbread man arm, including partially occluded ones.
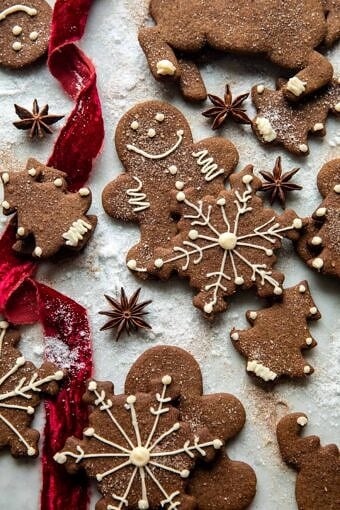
[102,174,149,223]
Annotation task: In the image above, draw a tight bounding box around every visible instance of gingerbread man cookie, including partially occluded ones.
[55,346,256,510]
[252,79,340,156]
[139,0,333,102]
[102,100,238,277]
[0,0,52,68]
[323,0,340,46]
[230,281,321,383]
[0,321,64,458]
[295,159,340,277]
[277,413,340,510]
[1,158,97,259]
[148,166,303,318]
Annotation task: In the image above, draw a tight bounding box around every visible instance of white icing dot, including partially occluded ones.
[203,303,213,314]
[313,123,324,131]
[127,259,137,270]
[297,416,308,427]
[176,191,186,202]
[29,31,39,41]
[274,287,283,295]
[138,500,149,510]
[155,113,165,122]
[175,181,184,190]
[316,207,327,217]
[213,439,223,449]
[231,332,239,341]
[299,144,308,153]
[54,452,67,464]
[84,428,95,437]
[126,395,136,404]
[311,236,322,246]
[335,102,340,113]
[304,365,311,374]
[242,175,253,185]
[188,229,199,240]
[156,59,176,76]
[154,258,164,269]
[96,474,103,482]
[306,337,313,346]
[310,307,318,315]
[333,184,340,194]
[293,218,303,229]
[147,128,156,138]
[1,172,9,184]
[312,257,324,269]
[12,41,22,51]
[79,187,90,197]
[257,84,265,93]
[27,447,36,456]
[299,284,306,293]
[88,381,97,391]
[55,370,64,381]
[2,200,10,209]
[12,25,22,36]
[217,197,226,206]
[54,178,63,187]
[33,246,42,258]
[162,375,172,385]
[181,469,190,478]
[16,356,26,366]
[265,249,273,256]
[234,276,244,285]
[249,311,258,320]
[169,165,178,175]
[28,168,36,176]
[0,321,9,329]
[219,232,237,250]
[131,121,139,130]
[27,406,34,415]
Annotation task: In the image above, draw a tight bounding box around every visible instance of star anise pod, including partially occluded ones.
[202,84,251,129]
[13,99,64,139]
[259,157,302,208]
[99,288,152,340]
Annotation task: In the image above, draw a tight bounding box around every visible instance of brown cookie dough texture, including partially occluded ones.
[148,166,303,318]
[252,79,340,156]
[295,159,340,277]
[322,0,340,46]
[230,281,321,383]
[1,158,97,259]
[0,0,52,68]
[139,0,334,102]
[102,100,239,278]
[277,413,340,510]
[0,321,64,458]
[55,345,256,510]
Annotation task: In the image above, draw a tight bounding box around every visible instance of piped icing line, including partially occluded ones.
[192,149,225,182]
[0,5,38,21]
[127,130,184,160]
[55,376,223,510]
[62,219,92,247]
[0,412,36,455]
[126,177,150,213]
[247,360,277,381]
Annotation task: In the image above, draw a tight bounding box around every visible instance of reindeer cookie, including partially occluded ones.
[139,0,333,102]
[0,0,52,68]
[102,101,239,276]
[295,159,340,277]
[55,346,256,510]
[230,281,321,383]
[252,79,340,156]
[148,166,303,318]
[1,158,97,259]
[277,413,340,510]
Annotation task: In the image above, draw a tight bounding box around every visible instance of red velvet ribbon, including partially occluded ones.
[0,1,104,509]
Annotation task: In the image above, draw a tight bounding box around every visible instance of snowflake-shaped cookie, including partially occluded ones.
[149,166,303,317]
[55,375,223,510]
[0,321,64,457]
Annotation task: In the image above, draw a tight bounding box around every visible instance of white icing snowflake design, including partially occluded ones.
[152,169,303,315]
[0,322,64,456]
[55,375,223,510]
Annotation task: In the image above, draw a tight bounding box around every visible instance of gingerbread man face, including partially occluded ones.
[102,100,239,276]
[0,0,52,69]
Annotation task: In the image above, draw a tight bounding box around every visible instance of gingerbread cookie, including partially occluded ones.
[277,413,340,510]
[323,0,340,46]
[102,101,238,276]
[0,321,64,457]
[55,346,256,510]
[295,159,340,277]
[148,166,303,318]
[139,1,333,102]
[230,281,321,383]
[0,0,52,69]
[1,158,97,259]
[252,79,340,156]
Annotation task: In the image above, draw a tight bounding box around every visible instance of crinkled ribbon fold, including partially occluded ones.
[0,0,104,509]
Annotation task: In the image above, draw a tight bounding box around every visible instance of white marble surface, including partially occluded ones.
[0,1,339,508]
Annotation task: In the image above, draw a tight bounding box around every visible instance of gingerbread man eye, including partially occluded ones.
[155,113,165,122]
[147,128,156,138]
[130,121,139,131]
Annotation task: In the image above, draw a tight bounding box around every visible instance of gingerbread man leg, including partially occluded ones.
[138,26,180,81]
